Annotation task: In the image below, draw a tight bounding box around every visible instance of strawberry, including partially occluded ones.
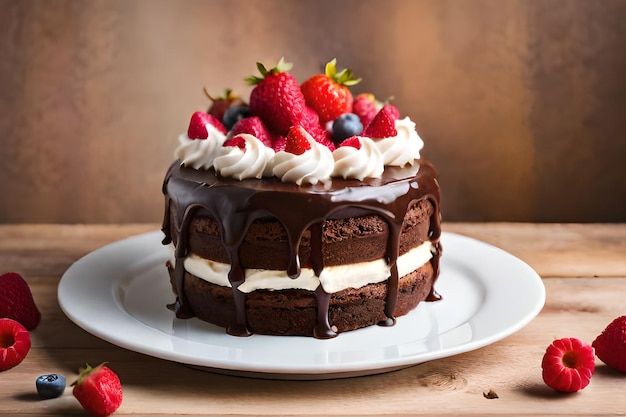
[229,116,272,148]
[362,106,398,139]
[0,272,41,330]
[592,315,626,372]
[284,125,313,155]
[204,88,246,122]
[222,135,247,150]
[296,106,335,151]
[72,363,123,417]
[301,58,361,124]
[246,57,306,135]
[340,136,362,150]
[0,318,31,372]
[541,337,595,392]
[352,93,379,127]
[187,111,227,139]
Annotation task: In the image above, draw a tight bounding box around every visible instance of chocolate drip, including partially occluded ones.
[162,160,442,338]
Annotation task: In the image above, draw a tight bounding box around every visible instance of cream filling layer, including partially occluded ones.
[169,241,434,294]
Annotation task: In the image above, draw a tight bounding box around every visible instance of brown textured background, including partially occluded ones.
[0,0,625,223]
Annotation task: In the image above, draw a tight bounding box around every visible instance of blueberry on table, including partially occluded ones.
[332,113,363,143]
[36,373,66,399]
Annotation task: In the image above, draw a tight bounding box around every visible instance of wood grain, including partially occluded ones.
[0,223,625,416]
[1,0,625,223]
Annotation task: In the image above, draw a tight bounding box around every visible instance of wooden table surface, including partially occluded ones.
[1,223,625,416]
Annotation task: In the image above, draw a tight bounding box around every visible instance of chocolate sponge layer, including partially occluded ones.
[171,199,434,270]
[170,261,435,336]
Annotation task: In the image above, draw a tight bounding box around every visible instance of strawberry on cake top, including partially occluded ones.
[175,57,425,183]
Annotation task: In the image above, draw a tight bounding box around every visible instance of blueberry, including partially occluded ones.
[222,105,250,131]
[332,113,363,144]
[36,373,66,399]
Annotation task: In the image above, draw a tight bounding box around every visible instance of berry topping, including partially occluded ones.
[0,272,41,330]
[383,103,400,120]
[332,113,363,144]
[301,58,362,124]
[204,88,246,122]
[222,105,251,131]
[271,135,287,153]
[541,337,595,392]
[72,363,123,417]
[284,125,313,155]
[0,318,31,372]
[592,315,626,372]
[246,57,306,134]
[362,106,398,139]
[222,136,247,150]
[339,136,362,149]
[36,373,67,399]
[352,93,379,127]
[187,111,227,139]
[230,116,273,148]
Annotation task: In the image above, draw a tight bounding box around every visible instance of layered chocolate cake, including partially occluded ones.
[162,58,442,338]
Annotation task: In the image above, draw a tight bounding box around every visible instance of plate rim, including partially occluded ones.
[58,230,545,378]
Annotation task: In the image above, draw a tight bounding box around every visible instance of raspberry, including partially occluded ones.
[541,337,595,392]
[592,315,626,373]
[0,318,31,372]
[0,272,41,330]
[352,93,378,127]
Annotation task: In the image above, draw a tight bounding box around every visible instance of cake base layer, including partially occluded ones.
[168,261,435,336]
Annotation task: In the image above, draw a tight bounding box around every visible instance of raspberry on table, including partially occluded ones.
[592,315,626,373]
[541,337,595,393]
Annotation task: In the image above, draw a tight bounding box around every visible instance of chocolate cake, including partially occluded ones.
[161,58,442,338]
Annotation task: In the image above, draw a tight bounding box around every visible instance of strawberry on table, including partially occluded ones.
[0,272,41,330]
[72,363,123,417]
[301,58,361,124]
[0,318,31,372]
[541,337,595,393]
[246,57,307,135]
[592,315,626,373]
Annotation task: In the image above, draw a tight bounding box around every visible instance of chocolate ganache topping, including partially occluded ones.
[161,159,441,339]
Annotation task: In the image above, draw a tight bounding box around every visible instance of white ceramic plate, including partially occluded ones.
[58,231,544,379]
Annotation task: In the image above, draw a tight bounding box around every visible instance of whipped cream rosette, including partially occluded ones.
[272,128,334,185]
[374,117,424,167]
[175,124,227,170]
[213,134,275,180]
[332,136,384,180]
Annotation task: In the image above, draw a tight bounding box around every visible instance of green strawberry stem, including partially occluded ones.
[203,87,238,102]
[71,362,107,386]
[245,57,293,85]
[325,58,361,87]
